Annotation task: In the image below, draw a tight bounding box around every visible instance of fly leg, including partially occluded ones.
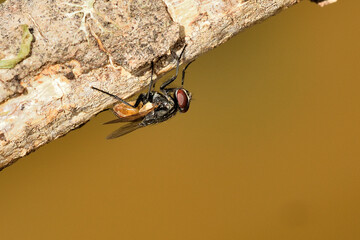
[160,45,187,93]
[146,61,154,100]
[161,59,194,95]
[91,86,145,108]
[181,60,195,87]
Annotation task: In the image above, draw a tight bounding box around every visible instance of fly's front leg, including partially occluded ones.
[160,45,187,92]
[181,60,195,87]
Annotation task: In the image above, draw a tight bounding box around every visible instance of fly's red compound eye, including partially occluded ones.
[176,89,191,113]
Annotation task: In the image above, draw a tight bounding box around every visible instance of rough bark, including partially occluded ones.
[0,0,303,170]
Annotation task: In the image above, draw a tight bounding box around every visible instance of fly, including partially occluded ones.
[91,45,194,139]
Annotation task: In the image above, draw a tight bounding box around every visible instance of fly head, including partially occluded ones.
[175,88,191,113]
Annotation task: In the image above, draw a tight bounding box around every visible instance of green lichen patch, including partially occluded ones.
[0,24,33,69]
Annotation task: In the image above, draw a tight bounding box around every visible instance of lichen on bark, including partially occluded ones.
[0,24,33,69]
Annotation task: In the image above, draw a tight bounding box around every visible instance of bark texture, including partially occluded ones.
[0,0,300,170]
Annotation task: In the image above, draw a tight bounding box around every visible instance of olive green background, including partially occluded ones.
[1,1,359,239]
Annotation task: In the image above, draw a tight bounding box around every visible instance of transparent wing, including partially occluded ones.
[103,118,138,125]
[106,121,143,139]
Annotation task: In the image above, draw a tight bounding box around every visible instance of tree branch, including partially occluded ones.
[0,0,303,170]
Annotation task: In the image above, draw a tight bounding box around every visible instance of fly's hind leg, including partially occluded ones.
[91,87,145,108]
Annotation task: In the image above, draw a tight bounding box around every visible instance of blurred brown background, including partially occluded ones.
[1,1,359,239]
